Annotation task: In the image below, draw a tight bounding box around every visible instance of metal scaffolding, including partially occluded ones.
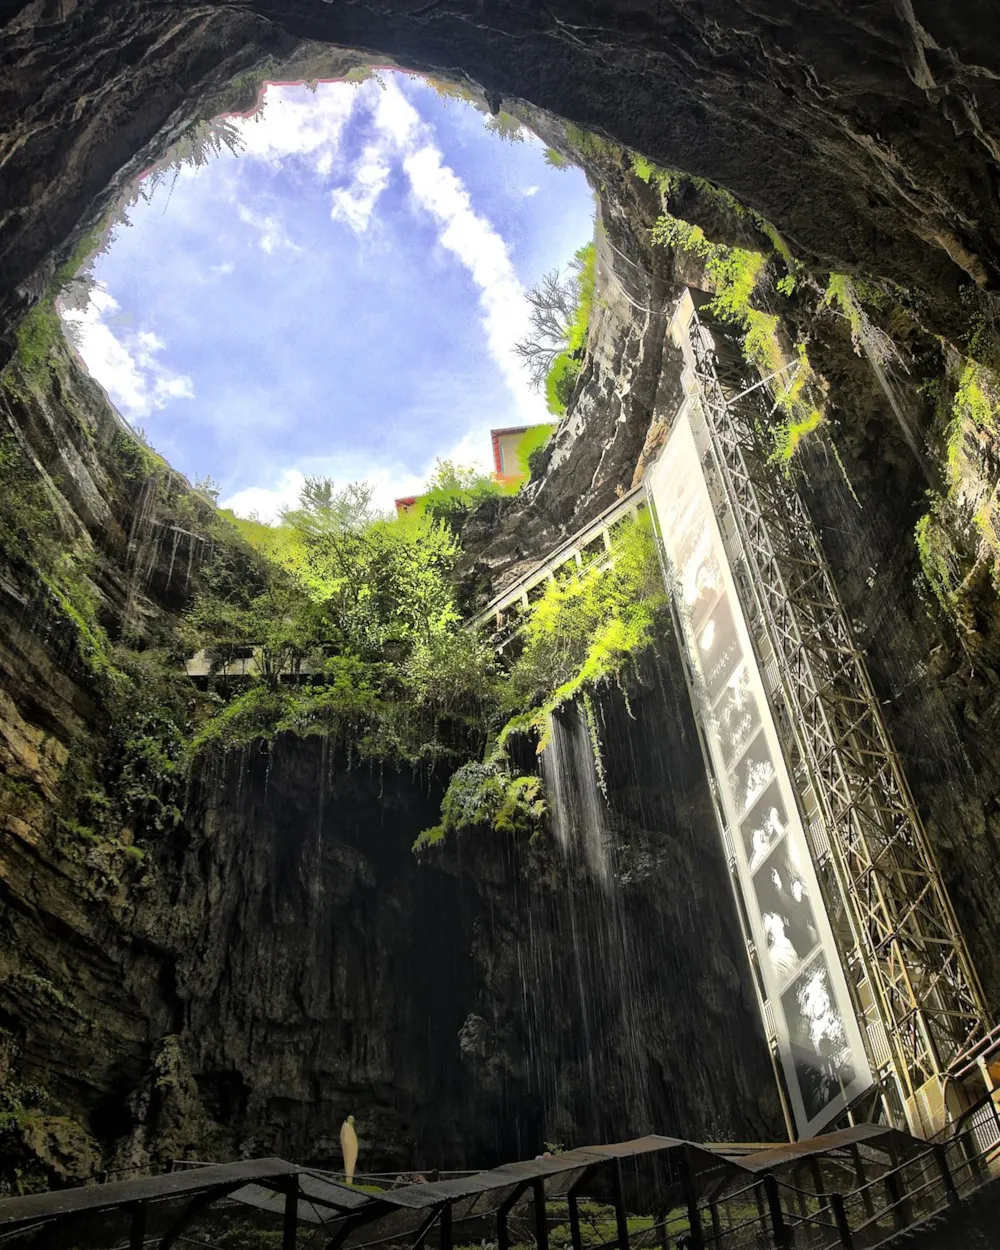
[683,304,990,1122]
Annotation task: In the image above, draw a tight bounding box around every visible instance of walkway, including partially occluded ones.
[2,1112,999,1250]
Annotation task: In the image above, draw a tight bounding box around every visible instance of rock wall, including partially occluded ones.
[3,3,1000,358]
[4,0,1000,1194]
[443,645,782,1151]
[0,330,780,1184]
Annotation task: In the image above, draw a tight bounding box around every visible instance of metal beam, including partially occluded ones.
[608,1160,630,1250]
[531,1178,548,1250]
[283,1176,299,1250]
[683,305,991,1115]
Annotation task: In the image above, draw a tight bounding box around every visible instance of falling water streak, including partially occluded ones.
[166,527,181,587]
[863,346,933,482]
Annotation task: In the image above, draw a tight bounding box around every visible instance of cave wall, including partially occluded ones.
[444,645,783,1151]
[4,1,1000,362]
[0,324,781,1183]
[4,0,1000,1191]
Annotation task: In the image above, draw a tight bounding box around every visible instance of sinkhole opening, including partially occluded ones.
[55,69,597,526]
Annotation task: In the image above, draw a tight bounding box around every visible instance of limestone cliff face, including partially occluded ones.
[4,0,1000,1193]
[0,328,780,1184]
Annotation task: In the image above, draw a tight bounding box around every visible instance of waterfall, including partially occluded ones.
[512,658,780,1146]
[542,702,611,886]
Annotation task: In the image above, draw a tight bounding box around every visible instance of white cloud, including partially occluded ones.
[59,286,194,421]
[330,141,392,233]
[221,456,427,523]
[402,141,543,418]
[238,206,297,254]
[219,410,503,525]
[221,469,306,522]
[230,84,356,174]
[522,185,540,197]
[325,78,546,423]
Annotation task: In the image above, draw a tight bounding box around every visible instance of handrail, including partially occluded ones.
[468,484,646,628]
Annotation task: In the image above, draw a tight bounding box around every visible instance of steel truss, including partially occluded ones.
[685,306,989,1111]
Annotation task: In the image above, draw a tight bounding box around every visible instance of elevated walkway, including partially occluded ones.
[2,1116,999,1250]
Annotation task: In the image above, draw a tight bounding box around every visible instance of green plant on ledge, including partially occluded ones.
[649,213,823,462]
[419,512,666,849]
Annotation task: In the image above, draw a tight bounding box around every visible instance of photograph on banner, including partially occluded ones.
[781,953,859,1122]
[712,661,762,769]
[753,841,822,983]
[698,596,743,703]
[741,781,788,872]
[727,729,776,822]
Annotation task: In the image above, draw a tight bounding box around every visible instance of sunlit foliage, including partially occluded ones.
[499,510,666,744]
[188,478,500,765]
[650,214,822,460]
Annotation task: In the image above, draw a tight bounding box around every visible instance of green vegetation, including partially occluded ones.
[422,511,665,847]
[187,477,500,767]
[650,213,822,460]
[914,360,1000,639]
[415,754,546,848]
[500,511,664,742]
[485,112,526,143]
[418,459,506,527]
[514,423,557,477]
[543,241,597,414]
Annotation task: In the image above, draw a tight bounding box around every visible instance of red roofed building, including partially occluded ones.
[491,426,532,486]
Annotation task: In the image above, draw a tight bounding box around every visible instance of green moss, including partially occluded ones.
[913,359,1000,636]
[415,752,546,849]
[563,125,617,161]
[545,353,582,415]
[773,409,824,462]
[651,211,823,458]
[514,423,557,478]
[500,511,665,744]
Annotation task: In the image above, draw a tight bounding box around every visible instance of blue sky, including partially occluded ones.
[62,74,594,517]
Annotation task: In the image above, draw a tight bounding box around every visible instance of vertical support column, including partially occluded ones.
[884,1141,913,1228]
[609,1160,630,1250]
[762,1176,790,1250]
[829,1194,854,1249]
[933,1145,960,1206]
[440,1203,453,1250]
[567,1193,583,1250]
[129,1202,146,1250]
[808,1157,831,1220]
[283,1175,299,1250]
[849,1146,876,1219]
[676,1152,703,1250]
[497,1207,510,1250]
[532,1178,548,1250]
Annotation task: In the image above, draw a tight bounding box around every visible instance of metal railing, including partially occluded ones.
[468,486,647,633]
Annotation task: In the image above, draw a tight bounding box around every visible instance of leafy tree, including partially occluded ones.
[484,112,525,143]
[188,477,500,763]
[280,477,383,537]
[543,147,571,170]
[420,459,502,527]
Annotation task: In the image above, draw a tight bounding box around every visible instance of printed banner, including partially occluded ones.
[646,403,872,1137]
